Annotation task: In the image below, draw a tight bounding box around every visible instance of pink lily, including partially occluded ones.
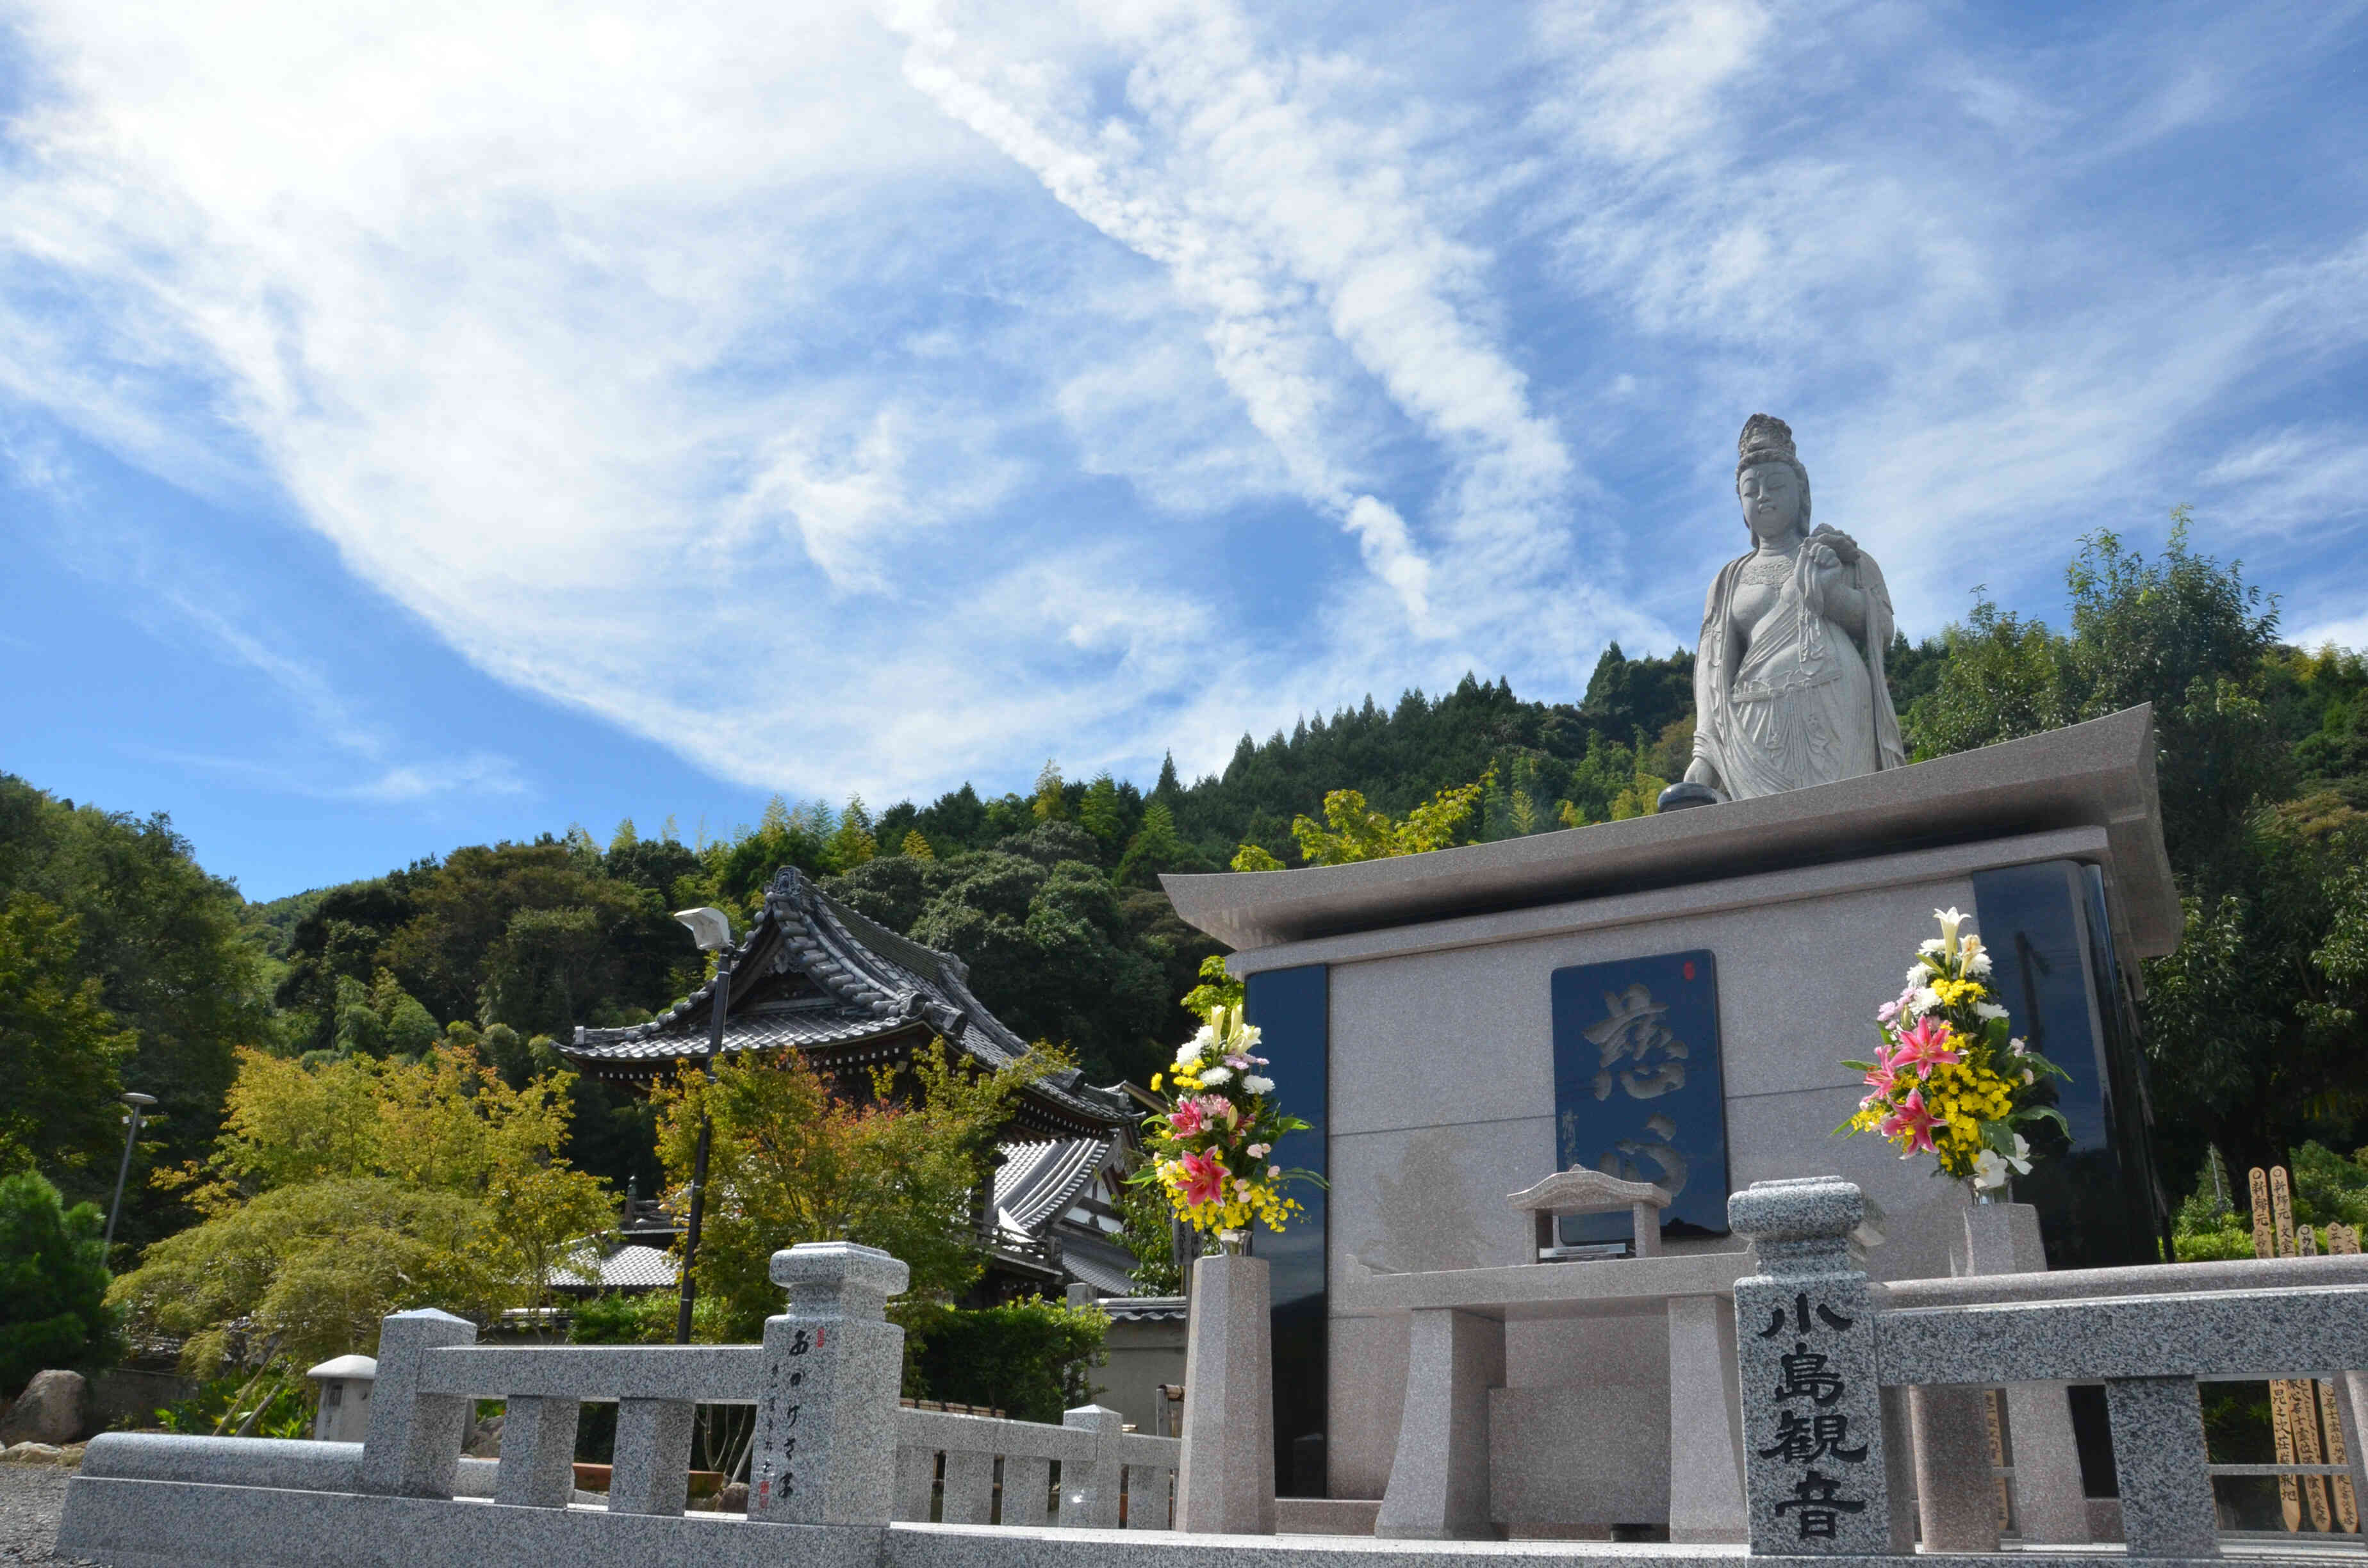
[1892,1016,1961,1074]
[1178,1150,1228,1208]
[1861,1040,1903,1098]
[1879,1088,1943,1156]
[1169,1100,1206,1138]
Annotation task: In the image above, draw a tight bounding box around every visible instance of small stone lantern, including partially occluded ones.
[1506,1167,1673,1260]
[306,1354,377,1443]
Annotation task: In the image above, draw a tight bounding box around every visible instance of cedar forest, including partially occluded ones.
[8,519,2368,1270]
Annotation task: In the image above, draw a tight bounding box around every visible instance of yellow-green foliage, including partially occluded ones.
[651,1038,1059,1340]
[113,1045,613,1369]
[1231,776,1488,870]
[1180,954,1242,1023]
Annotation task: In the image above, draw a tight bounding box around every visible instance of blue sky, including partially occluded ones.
[4,0,2365,901]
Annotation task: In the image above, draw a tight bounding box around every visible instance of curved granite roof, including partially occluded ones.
[560,865,1133,1132]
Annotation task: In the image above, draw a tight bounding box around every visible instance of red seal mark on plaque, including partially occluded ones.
[1683,961,1696,980]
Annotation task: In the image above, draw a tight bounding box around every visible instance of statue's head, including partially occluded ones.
[1734,412,1811,544]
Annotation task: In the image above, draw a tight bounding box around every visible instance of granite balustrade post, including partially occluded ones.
[1060,1404,1126,1528]
[1175,1251,1277,1535]
[2342,1372,2368,1529]
[1666,1294,1748,1544]
[1909,1384,1999,1551]
[939,1448,996,1524]
[1964,1200,2089,1544]
[746,1240,910,1527]
[491,1394,580,1508]
[1125,1460,1174,1530]
[2104,1375,2218,1559]
[608,1398,696,1515]
[1729,1177,1893,1556]
[1879,1385,1919,1554]
[1374,1305,1504,1540]
[892,1444,937,1521]
[1003,1453,1053,1526]
[354,1309,477,1499]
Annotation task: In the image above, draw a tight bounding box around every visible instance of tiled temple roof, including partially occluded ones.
[559,866,1133,1134]
[994,1138,1115,1234]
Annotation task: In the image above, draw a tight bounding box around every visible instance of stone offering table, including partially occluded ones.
[1346,1248,1754,1542]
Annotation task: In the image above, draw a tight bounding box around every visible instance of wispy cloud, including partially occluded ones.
[1,0,2364,814]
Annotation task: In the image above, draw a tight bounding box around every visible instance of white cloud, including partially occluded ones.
[1,0,2363,808]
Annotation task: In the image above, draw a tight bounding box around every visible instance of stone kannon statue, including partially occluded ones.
[1674,415,1905,804]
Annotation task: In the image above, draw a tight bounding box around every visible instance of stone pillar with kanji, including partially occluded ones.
[1729,1177,1893,1555]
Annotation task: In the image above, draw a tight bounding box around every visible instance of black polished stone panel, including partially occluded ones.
[1243,963,1328,1496]
[1971,861,2167,1269]
[1549,949,1729,1243]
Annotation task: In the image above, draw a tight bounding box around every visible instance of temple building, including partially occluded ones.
[557,865,1147,1303]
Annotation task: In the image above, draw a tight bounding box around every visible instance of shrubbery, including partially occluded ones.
[905,1298,1106,1424]
[0,1171,120,1396]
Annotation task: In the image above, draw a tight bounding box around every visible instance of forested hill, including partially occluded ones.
[8,522,2368,1235]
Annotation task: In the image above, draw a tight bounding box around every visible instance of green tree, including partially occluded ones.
[1030,762,1069,824]
[0,894,138,1180]
[828,797,878,869]
[0,1172,120,1396]
[1115,802,1186,887]
[0,778,269,1239]
[651,1039,1055,1339]
[1078,773,1126,845]
[1906,516,2368,1188]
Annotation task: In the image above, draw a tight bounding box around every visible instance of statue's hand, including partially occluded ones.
[1808,525,1861,565]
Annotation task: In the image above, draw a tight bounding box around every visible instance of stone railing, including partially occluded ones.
[347,1237,911,1524]
[61,1241,1185,1567]
[1729,1176,2368,1562]
[893,1403,1178,1528]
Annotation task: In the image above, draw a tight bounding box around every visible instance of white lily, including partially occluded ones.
[1934,906,1968,961]
[1971,1149,2009,1189]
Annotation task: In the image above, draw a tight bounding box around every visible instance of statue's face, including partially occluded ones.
[1738,462,1802,544]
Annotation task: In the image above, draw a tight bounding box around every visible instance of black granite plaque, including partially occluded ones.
[1550,949,1729,1241]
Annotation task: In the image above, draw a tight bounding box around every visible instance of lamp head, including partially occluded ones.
[673,906,734,952]
[121,1092,158,1109]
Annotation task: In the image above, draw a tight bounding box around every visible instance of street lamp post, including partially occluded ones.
[671,908,735,1345]
[104,1093,158,1251]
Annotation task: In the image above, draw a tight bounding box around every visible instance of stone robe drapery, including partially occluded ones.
[1691,530,1906,801]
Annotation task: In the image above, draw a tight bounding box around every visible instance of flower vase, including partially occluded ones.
[1217,1228,1251,1256]
[1176,1245,1276,1533]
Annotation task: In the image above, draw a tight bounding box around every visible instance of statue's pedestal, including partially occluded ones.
[1164,710,2178,1530]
